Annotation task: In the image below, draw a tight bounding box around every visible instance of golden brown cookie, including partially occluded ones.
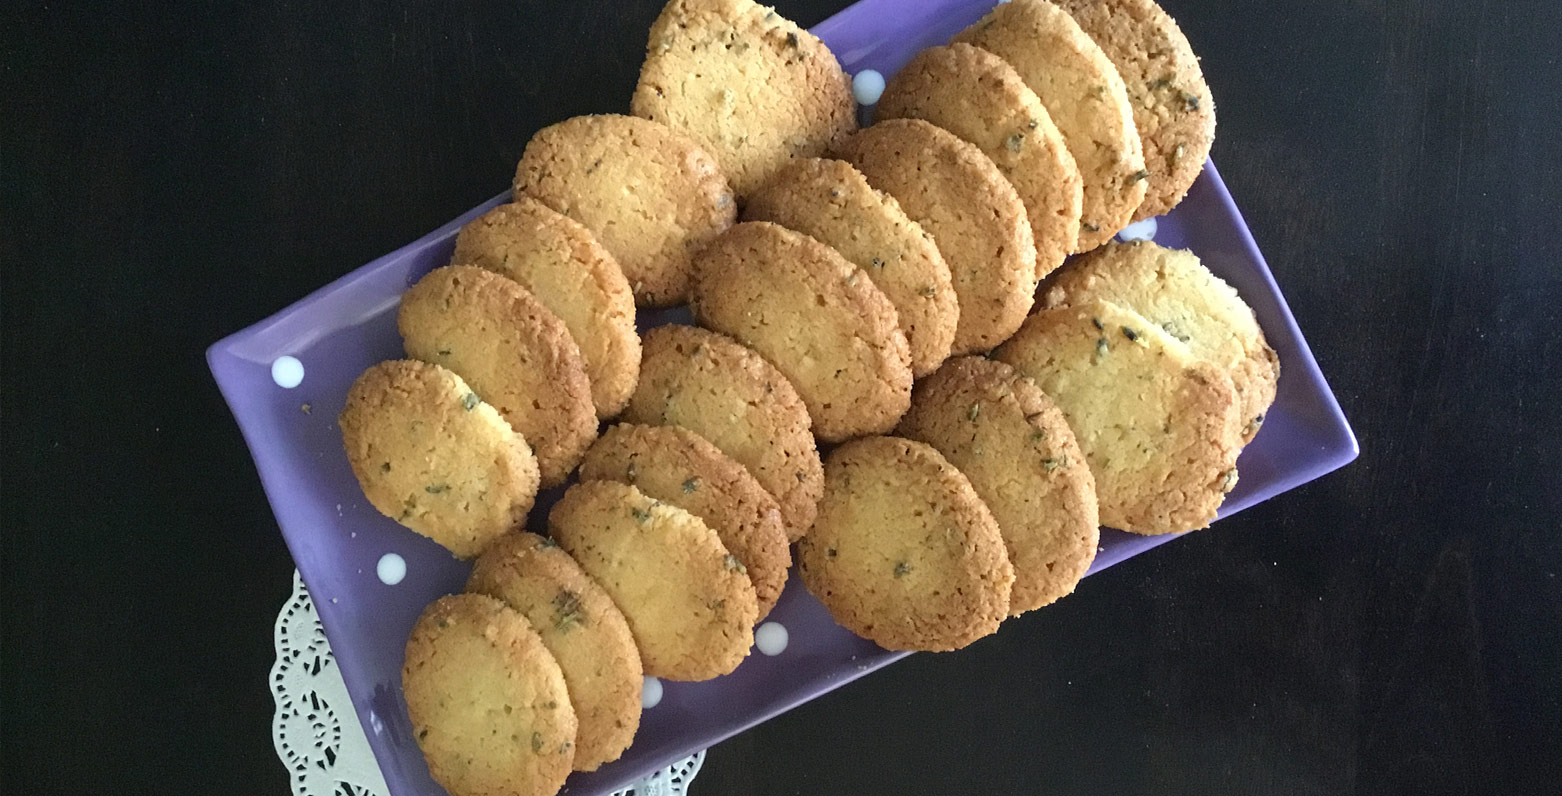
[623,324,823,541]
[513,114,735,307]
[797,436,1013,651]
[466,532,643,772]
[955,0,1147,249]
[579,424,791,620]
[836,119,1036,354]
[896,356,1100,613]
[1054,0,1215,219]
[876,43,1082,280]
[451,198,641,419]
[398,265,597,487]
[402,593,576,796]
[993,298,1243,535]
[691,221,913,443]
[742,157,958,376]
[1041,240,1277,441]
[631,0,857,197]
[549,480,758,681]
[339,360,539,559]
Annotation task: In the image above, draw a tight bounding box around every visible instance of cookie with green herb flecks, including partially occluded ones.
[549,480,758,681]
[897,356,1099,614]
[876,43,1082,281]
[398,265,597,488]
[797,436,1013,651]
[340,359,540,558]
[513,114,735,307]
[631,0,857,197]
[579,424,791,620]
[743,157,958,377]
[1054,0,1215,219]
[993,298,1243,535]
[403,593,576,796]
[466,532,642,772]
[691,221,913,443]
[1040,240,1276,441]
[451,197,641,419]
[836,119,1037,355]
[622,324,823,541]
[955,0,1147,249]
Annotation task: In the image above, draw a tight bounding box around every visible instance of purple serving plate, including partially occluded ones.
[208,1,1358,793]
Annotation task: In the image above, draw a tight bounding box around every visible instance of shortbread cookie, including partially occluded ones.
[549,480,758,681]
[579,424,791,620]
[632,0,857,196]
[743,157,958,376]
[797,436,1013,651]
[1055,0,1214,219]
[451,198,641,419]
[691,221,913,443]
[877,43,1082,278]
[398,265,596,487]
[339,360,539,558]
[467,533,643,772]
[993,298,1243,534]
[623,324,823,540]
[956,0,1147,249]
[1041,240,1277,441]
[837,119,1036,354]
[403,593,576,796]
[897,356,1099,613]
[513,114,735,307]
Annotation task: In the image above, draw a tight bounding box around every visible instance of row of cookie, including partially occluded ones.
[687,159,1267,534]
[911,0,1217,254]
[622,0,1215,276]
[797,236,1279,649]
[796,353,1104,652]
[403,405,821,796]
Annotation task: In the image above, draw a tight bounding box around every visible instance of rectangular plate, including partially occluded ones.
[208,1,1357,793]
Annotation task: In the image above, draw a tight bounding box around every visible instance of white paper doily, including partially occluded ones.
[272,570,705,796]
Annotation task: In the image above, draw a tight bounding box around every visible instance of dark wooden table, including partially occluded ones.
[4,1,1559,793]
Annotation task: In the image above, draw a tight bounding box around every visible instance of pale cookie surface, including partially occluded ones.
[897,356,1100,614]
[956,0,1147,250]
[743,157,957,376]
[339,360,539,559]
[466,532,643,773]
[631,0,857,197]
[797,436,1014,651]
[579,424,791,620]
[452,198,641,419]
[837,119,1036,355]
[1042,240,1277,441]
[402,593,576,796]
[993,298,1243,535]
[1055,0,1215,219]
[398,266,597,487]
[623,324,823,541]
[692,221,913,443]
[513,114,735,307]
[877,43,1082,280]
[549,480,758,681]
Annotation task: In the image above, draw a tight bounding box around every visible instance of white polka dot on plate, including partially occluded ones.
[642,676,663,708]
[755,621,789,656]
[271,355,305,388]
[852,70,885,106]
[1117,217,1158,243]
[376,553,406,585]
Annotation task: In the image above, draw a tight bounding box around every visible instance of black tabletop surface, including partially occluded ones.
[4,0,1560,793]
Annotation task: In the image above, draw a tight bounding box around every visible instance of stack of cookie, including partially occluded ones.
[332,0,1279,793]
